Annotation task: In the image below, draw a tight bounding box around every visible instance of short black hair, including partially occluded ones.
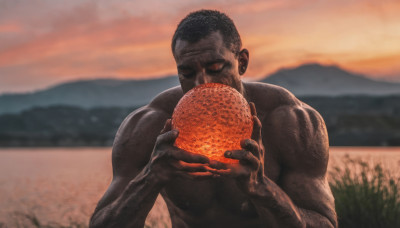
[171,10,242,57]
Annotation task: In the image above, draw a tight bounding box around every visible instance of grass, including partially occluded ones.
[329,155,400,228]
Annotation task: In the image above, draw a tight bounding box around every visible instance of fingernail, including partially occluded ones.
[225,151,232,157]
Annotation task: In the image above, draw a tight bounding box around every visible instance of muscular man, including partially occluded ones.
[90,10,337,228]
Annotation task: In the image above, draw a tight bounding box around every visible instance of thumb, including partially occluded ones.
[160,119,172,134]
[157,129,179,146]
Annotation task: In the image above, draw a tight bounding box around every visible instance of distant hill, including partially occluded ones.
[1,63,400,115]
[261,63,400,96]
[0,76,179,114]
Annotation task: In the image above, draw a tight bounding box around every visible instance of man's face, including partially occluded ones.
[173,31,243,94]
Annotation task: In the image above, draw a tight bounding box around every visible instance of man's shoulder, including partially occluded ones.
[244,81,324,129]
[244,81,301,115]
[148,86,184,115]
[124,86,183,121]
[115,86,183,144]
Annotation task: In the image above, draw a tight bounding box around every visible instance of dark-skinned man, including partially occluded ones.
[90,10,337,228]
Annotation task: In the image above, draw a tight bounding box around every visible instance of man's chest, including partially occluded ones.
[162,154,281,216]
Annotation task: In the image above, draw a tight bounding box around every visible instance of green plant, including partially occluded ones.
[329,155,400,228]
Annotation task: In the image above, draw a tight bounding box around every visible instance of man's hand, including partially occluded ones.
[148,119,217,184]
[209,102,266,194]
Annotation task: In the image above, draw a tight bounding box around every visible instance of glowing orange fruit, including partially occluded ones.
[172,83,253,164]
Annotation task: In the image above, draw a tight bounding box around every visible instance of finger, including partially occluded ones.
[208,166,250,179]
[251,115,262,142]
[173,161,213,172]
[157,129,179,146]
[172,148,210,164]
[207,168,232,176]
[225,150,259,169]
[249,102,257,117]
[160,119,172,134]
[209,160,229,170]
[240,139,260,158]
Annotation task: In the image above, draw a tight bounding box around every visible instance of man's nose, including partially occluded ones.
[194,72,212,86]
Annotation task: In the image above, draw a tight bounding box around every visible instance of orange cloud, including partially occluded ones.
[0,14,175,71]
[1,0,400,93]
[343,54,400,78]
[0,23,21,33]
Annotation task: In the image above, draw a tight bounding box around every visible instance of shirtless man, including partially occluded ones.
[90,10,337,228]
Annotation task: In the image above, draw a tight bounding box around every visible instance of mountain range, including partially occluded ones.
[1,63,400,115]
[0,76,179,114]
[262,64,400,96]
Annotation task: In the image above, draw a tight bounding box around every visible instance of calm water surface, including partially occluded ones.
[0,147,399,226]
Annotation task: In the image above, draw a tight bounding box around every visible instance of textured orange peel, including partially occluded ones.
[171,83,253,164]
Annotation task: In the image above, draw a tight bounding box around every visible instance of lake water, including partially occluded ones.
[0,147,399,227]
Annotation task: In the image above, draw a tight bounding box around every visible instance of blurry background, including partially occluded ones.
[0,0,399,227]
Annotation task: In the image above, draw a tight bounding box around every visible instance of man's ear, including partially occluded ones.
[238,49,249,75]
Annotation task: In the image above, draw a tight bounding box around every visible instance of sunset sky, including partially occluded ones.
[0,0,399,94]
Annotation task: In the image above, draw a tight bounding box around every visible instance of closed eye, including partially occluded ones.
[179,70,195,78]
[206,62,224,73]
[182,72,195,78]
[178,66,195,78]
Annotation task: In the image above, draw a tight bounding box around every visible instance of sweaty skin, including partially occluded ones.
[89,32,337,228]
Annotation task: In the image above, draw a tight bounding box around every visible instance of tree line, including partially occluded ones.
[1,95,399,147]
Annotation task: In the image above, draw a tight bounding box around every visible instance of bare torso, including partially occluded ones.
[151,82,301,227]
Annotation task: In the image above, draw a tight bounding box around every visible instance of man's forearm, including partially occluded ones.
[90,166,163,228]
[248,178,335,228]
[248,177,304,228]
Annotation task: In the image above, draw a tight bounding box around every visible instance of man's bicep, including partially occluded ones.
[112,106,169,178]
[264,103,329,175]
